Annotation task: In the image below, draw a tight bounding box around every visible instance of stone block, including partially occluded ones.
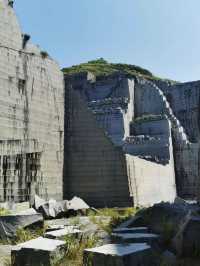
[113,227,148,234]
[84,243,155,266]
[11,237,65,266]
[111,233,159,244]
[44,226,81,240]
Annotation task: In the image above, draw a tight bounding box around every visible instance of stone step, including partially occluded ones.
[44,226,82,240]
[112,233,160,245]
[11,237,65,266]
[84,243,155,266]
[113,227,148,234]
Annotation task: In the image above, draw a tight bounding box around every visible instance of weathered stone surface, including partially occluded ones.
[134,202,193,236]
[84,243,156,266]
[173,215,200,257]
[0,0,64,203]
[64,73,176,208]
[11,237,65,266]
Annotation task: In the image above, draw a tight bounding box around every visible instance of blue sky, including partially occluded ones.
[15,0,200,82]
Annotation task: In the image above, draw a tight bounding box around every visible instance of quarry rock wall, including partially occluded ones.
[64,84,133,207]
[64,73,177,207]
[126,155,176,206]
[0,0,64,202]
[159,81,200,199]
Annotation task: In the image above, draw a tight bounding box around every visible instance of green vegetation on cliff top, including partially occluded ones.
[62,58,176,83]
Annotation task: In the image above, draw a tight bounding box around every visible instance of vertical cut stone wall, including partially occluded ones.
[64,73,177,207]
[64,84,132,207]
[0,0,64,202]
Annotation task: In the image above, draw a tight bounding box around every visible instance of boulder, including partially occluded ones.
[133,202,200,237]
[173,214,200,257]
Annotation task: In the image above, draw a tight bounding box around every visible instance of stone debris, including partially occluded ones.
[113,227,148,234]
[84,243,155,266]
[11,237,65,266]
[0,212,43,239]
[111,232,159,244]
[44,226,82,240]
[66,196,90,211]
[37,199,67,219]
[34,195,90,219]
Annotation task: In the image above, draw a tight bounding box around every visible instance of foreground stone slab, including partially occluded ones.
[112,233,159,244]
[84,243,155,266]
[45,226,81,239]
[11,237,65,266]
[113,227,148,234]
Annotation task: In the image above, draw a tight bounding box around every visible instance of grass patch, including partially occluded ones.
[54,235,99,266]
[89,207,139,234]
[0,208,10,216]
[0,226,48,245]
[63,58,177,83]
[133,114,165,124]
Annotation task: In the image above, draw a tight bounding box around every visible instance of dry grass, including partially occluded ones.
[54,235,99,266]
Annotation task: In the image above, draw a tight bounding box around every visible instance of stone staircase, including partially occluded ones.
[138,79,190,147]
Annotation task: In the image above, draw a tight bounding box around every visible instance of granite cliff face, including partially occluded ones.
[0,0,198,208]
[63,72,177,207]
[63,62,200,207]
[0,0,64,202]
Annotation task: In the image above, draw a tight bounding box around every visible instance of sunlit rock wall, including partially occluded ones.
[64,73,176,207]
[0,0,64,202]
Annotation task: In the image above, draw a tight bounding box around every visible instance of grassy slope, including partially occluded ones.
[62,58,176,83]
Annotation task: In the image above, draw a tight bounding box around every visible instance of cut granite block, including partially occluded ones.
[113,227,148,234]
[84,243,155,266]
[11,237,65,266]
[44,226,82,239]
[112,233,159,244]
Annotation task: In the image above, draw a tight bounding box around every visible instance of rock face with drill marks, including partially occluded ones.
[64,72,177,207]
[64,63,200,206]
[0,0,64,202]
